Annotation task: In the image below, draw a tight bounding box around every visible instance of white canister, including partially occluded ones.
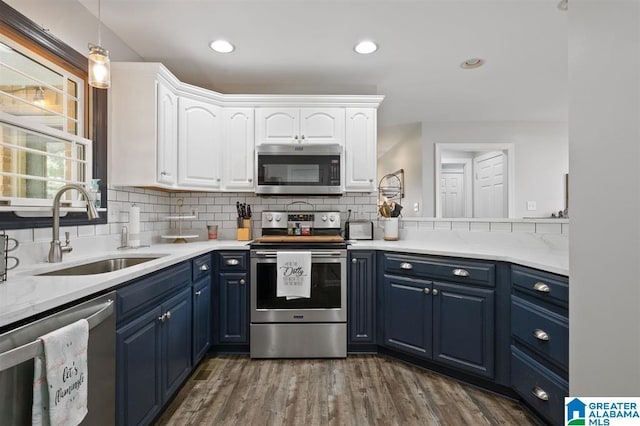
[384,217,399,241]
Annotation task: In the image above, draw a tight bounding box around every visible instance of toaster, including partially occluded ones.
[345,220,374,240]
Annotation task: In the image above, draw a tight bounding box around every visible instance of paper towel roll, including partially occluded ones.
[129,205,140,247]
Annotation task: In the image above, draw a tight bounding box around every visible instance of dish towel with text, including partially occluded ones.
[277,251,312,300]
[32,318,89,426]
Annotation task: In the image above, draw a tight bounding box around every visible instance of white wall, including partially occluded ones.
[422,122,568,217]
[569,1,640,396]
[378,123,423,217]
[4,0,141,62]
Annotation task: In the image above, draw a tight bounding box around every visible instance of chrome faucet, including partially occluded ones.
[48,184,100,263]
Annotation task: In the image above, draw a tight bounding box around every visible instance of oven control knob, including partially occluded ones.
[275,215,281,222]
[329,215,335,222]
[266,214,273,222]
[321,215,328,222]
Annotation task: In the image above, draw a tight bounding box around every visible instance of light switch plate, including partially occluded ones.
[527,201,537,211]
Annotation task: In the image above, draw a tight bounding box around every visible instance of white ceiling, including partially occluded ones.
[8,0,568,130]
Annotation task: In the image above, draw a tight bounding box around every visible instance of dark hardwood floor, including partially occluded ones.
[156,355,538,425]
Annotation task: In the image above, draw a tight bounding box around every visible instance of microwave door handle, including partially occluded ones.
[0,299,114,372]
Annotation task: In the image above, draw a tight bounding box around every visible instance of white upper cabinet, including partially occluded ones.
[157,82,178,186]
[344,108,377,192]
[109,63,179,189]
[178,96,222,189]
[222,108,255,191]
[109,62,383,192]
[256,107,344,145]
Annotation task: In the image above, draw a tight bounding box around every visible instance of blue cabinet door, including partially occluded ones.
[218,272,248,343]
[383,274,432,358]
[192,276,212,364]
[432,281,495,378]
[348,251,376,345]
[116,306,162,426]
[161,287,192,402]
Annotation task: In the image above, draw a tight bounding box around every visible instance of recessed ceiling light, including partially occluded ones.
[354,40,378,55]
[209,40,235,53]
[460,58,485,69]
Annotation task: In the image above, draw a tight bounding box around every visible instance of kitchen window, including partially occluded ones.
[0,35,92,208]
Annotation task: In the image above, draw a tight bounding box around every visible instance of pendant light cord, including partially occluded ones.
[97,0,102,46]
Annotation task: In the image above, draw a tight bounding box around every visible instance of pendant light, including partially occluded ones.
[88,0,110,89]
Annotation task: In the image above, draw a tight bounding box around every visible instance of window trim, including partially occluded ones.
[0,0,107,228]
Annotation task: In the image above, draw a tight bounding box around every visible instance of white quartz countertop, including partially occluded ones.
[348,231,568,276]
[0,240,249,328]
[0,231,567,329]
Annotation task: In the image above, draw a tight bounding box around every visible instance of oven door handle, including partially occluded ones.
[253,251,344,258]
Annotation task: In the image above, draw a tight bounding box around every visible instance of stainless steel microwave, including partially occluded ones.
[255,144,342,195]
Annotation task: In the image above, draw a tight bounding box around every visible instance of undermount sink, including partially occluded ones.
[37,256,165,276]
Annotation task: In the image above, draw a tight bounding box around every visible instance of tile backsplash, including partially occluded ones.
[6,184,567,253]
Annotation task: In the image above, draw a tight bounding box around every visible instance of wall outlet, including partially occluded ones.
[527,201,537,211]
[413,202,420,213]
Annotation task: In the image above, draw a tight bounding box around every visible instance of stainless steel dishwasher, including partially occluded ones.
[0,291,115,425]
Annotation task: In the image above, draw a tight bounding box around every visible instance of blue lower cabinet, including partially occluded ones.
[192,277,212,364]
[432,281,495,378]
[161,288,192,402]
[511,345,568,426]
[348,251,376,346]
[383,274,432,357]
[116,306,163,426]
[218,272,248,343]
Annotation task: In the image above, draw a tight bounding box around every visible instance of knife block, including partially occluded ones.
[237,219,252,241]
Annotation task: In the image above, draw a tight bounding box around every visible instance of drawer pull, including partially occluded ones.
[533,329,550,341]
[400,262,413,270]
[199,264,210,271]
[452,268,470,277]
[531,386,549,401]
[226,259,240,266]
[533,282,550,293]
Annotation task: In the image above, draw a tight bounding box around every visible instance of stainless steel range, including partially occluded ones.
[250,210,347,358]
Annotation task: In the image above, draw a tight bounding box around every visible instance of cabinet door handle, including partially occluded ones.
[239,279,246,285]
[248,178,253,183]
[301,135,305,141]
[352,258,358,264]
[294,135,298,142]
[533,282,550,293]
[452,268,470,277]
[533,329,550,341]
[160,171,167,176]
[199,264,209,271]
[423,288,430,295]
[431,288,439,296]
[400,262,413,270]
[195,290,202,296]
[166,310,171,320]
[226,259,239,266]
[531,386,549,401]
[158,313,166,322]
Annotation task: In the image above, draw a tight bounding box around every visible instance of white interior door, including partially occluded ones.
[441,171,465,218]
[474,151,507,218]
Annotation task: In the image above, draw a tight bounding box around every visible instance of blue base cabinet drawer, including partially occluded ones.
[512,265,568,307]
[383,253,495,287]
[511,346,568,426]
[512,296,568,370]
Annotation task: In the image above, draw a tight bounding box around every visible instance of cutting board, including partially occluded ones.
[254,235,345,243]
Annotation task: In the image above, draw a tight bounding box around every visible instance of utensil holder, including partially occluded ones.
[383,217,399,241]
[237,219,252,241]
